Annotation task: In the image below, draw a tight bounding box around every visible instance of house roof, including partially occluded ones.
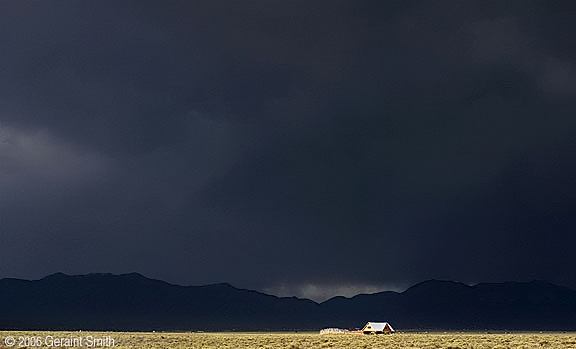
[364,322,395,332]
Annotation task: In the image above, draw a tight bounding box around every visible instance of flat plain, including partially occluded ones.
[2,331,576,348]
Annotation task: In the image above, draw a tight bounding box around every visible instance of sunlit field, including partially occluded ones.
[2,331,576,348]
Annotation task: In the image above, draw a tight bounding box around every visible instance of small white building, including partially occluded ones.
[362,322,395,334]
[320,328,348,335]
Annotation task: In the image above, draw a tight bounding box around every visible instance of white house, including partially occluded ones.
[361,322,395,334]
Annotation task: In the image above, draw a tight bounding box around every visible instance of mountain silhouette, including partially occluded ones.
[1,274,575,331]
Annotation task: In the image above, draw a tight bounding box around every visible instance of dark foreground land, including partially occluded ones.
[2,331,576,348]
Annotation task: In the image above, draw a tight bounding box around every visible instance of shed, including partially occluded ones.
[361,322,395,334]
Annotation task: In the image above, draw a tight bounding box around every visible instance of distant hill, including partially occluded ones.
[1,274,575,331]
[322,280,576,330]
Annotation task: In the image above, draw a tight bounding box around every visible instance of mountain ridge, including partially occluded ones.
[1,273,575,331]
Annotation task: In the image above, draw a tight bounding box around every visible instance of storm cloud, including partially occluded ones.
[1,1,575,301]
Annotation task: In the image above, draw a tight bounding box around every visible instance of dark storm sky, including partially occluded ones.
[1,1,575,301]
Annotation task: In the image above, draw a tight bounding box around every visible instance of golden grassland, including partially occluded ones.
[2,331,576,348]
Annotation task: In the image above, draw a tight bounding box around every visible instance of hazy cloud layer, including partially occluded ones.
[0,1,575,301]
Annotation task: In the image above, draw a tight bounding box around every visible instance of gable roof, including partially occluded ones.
[363,322,395,332]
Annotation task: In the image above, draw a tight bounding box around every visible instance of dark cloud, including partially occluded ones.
[0,1,575,301]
